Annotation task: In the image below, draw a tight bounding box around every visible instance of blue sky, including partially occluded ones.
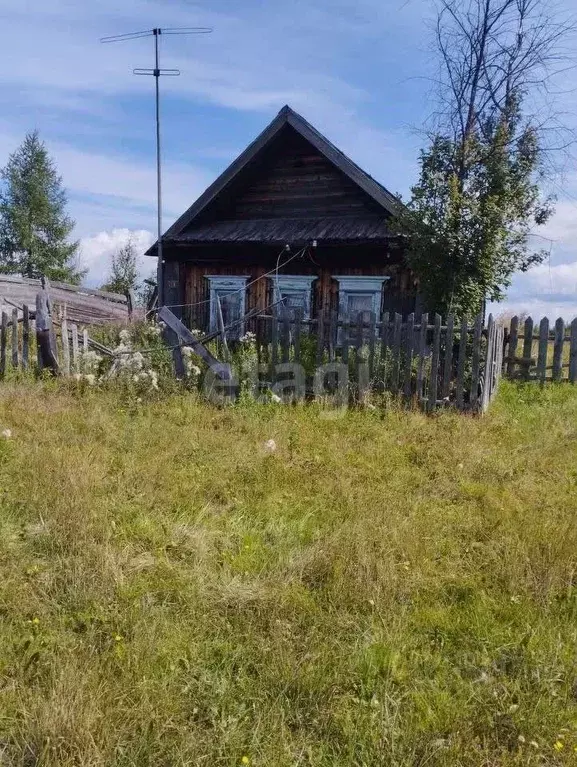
[1,0,577,318]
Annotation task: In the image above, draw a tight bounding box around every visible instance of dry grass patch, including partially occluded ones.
[0,382,576,765]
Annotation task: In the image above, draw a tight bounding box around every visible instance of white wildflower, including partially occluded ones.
[119,329,131,344]
[264,439,277,453]
[1,428,12,439]
[270,393,282,404]
[84,374,96,386]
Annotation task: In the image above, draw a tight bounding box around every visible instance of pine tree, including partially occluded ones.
[0,131,82,283]
[101,236,139,296]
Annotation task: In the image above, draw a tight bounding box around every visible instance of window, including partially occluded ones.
[273,276,316,319]
[206,276,249,338]
[334,276,389,321]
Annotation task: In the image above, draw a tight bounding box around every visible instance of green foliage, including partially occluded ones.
[0,131,83,283]
[101,236,139,296]
[401,99,553,318]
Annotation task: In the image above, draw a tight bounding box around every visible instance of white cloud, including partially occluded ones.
[79,228,155,287]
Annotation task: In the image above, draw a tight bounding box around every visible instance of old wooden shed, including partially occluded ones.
[147,105,419,337]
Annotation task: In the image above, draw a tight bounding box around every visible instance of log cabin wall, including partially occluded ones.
[167,242,418,334]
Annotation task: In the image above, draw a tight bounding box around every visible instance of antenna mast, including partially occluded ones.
[101,26,212,308]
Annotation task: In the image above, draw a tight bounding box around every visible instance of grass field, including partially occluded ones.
[1,381,577,765]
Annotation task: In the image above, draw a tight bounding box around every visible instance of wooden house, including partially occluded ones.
[147,105,419,337]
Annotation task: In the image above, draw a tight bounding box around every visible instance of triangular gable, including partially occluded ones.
[148,106,401,253]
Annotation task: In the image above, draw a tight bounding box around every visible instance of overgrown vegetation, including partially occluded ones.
[402,0,572,317]
[0,381,577,765]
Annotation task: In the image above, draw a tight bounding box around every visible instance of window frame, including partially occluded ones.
[206,275,249,338]
[333,275,390,321]
[272,275,316,319]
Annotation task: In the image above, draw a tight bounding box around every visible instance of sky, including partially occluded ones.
[1,0,577,318]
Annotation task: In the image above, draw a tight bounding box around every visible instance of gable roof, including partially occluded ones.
[147,106,402,254]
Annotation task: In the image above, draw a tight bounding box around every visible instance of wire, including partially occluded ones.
[149,244,309,316]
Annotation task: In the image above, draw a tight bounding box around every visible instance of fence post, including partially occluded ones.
[481,314,495,413]
[470,314,483,411]
[416,312,429,403]
[22,304,30,371]
[391,313,402,394]
[441,314,455,400]
[536,317,549,384]
[507,316,519,378]
[427,313,442,410]
[553,318,565,382]
[0,312,7,379]
[455,317,468,410]
[71,324,79,372]
[522,316,534,381]
[403,313,415,400]
[570,318,577,384]
[61,307,70,376]
[11,307,18,369]
[35,290,59,375]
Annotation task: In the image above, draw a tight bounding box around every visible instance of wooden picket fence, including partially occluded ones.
[159,305,505,413]
[504,315,577,382]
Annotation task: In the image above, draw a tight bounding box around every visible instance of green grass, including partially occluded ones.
[1,381,577,765]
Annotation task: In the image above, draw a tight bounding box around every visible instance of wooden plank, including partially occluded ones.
[522,316,534,381]
[403,312,415,399]
[71,324,79,372]
[341,317,349,367]
[470,314,483,410]
[481,314,495,413]
[441,314,455,399]
[10,307,18,368]
[293,307,303,365]
[158,305,231,380]
[368,310,376,381]
[390,312,402,394]
[0,312,7,379]
[507,316,519,378]
[415,313,429,402]
[553,317,565,381]
[455,317,468,410]
[570,317,577,384]
[61,311,70,375]
[428,313,442,410]
[22,304,29,370]
[328,310,337,362]
[379,311,389,389]
[83,329,89,354]
[281,308,290,364]
[216,295,230,362]
[315,310,325,368]
[537,317,549,384]
[271,306,279,375]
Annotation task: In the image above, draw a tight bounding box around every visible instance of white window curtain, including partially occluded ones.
[206,276,249,338]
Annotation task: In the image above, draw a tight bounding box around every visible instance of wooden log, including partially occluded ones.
[327,309,337,362]
[391,312,402,394]
[428,313,442,410]
[470,314,483,410]
[522,316,534,381]
[507,316,519,378]
[22,304,29,370]
[35,290,59,375]
[415,313,429,402]
[0,312,7,379]
[10,307,18,369]
[441,314,455,400]
[71,324,79,372]
[553,317,565,381]
[455,317,468,410]
[61,311,70,375]
[537,317,549,384]
[271,306,279,376]
[403,312,415,399]
[83,328,89,354]
[158,306,231,381]
[570,317,577,384]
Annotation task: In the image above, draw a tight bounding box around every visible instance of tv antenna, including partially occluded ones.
[101,27,212,307]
